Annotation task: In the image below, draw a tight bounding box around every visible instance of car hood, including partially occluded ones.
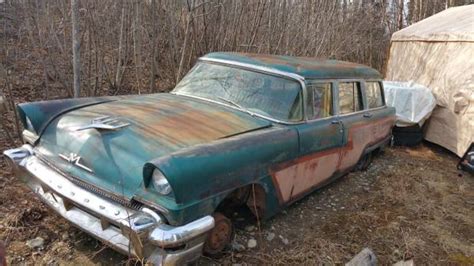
[35,93,271,200]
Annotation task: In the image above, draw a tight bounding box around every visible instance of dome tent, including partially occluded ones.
[385,5,474,157]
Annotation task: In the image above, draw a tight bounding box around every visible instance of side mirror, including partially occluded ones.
[0,95,6,114]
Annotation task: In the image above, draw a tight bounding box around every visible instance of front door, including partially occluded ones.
[271,81,343,203]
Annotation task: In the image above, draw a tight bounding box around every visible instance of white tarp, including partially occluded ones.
[385,5,474,157]
[391,5,474,42]
[383,81,437,127]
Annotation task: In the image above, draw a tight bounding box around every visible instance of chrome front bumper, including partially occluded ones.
[3,145,214,265]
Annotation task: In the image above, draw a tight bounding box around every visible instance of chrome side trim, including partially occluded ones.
[337,105,388,118]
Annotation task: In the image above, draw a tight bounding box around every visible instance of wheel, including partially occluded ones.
[356,152,373,171]
[203,212,233,256]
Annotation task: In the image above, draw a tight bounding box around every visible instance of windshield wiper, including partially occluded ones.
[217,97,255,117]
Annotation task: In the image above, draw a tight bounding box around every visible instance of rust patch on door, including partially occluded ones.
[270,116,394,204]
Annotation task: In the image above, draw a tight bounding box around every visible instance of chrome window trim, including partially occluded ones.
[336,105,388,120]
[338,109,372,118]
[199,57,306,82]
[173,57,308,125]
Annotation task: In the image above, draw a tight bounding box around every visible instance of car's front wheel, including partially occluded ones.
[203,212,233,256]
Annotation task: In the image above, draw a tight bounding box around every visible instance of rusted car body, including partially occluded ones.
[4,53,395,264]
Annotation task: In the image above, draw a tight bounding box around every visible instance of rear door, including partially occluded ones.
[336,80,393,172]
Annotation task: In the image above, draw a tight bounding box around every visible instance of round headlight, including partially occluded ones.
[152,169,172,195]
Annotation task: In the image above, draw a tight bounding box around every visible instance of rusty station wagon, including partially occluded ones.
[4,53,395,265]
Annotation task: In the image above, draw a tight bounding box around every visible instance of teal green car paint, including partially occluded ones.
[31,93,272,221]
[203,52,382,79]
[13,53,394,230]
[139,125,299,224]
[18,96,120,136]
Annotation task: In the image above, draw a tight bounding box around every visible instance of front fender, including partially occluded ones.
[140,126,299,224]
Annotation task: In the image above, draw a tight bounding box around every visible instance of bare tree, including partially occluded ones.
[1,0,472,109]
[71,0,80,98]
[134,0,142,94]
[149,0,157,92]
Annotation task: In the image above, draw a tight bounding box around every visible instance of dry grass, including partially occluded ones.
[1,143,473,265]
[212,145,474,265]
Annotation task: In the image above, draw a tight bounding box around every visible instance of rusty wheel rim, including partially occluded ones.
[204,213,233,254]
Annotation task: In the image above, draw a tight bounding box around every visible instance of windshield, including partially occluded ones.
[173,62,303,122]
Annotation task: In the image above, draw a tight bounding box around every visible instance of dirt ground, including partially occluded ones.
[0,141,473,265]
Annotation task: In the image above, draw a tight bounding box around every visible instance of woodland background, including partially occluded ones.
[0,0,473,143]
[0,2,474,264]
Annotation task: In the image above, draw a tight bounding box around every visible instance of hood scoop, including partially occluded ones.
[74,116,130,131]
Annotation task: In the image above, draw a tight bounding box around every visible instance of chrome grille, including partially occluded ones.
[36,155,143,210]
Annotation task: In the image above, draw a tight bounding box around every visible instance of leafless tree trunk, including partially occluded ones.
[398,0,404,30]
[149,0,157,92]
[176,0,194,84]
[134,0,142,94]
[71,0,80,98]
[114,1,126,92]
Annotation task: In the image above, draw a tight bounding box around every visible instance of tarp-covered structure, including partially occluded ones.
[385,5,474,157]
[383,81,437,127]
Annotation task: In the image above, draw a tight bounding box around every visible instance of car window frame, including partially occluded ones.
[364,80,386,109]
[335,79,366,116]
[305,80,337,121]
[176,58,308,125]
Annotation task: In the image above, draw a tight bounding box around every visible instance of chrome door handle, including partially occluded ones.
[331,120,340,124]
[363,113,372,118]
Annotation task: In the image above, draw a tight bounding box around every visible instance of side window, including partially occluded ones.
[338,82,362,114]
[288,90,303,121]
[306,82,333,120]
[366,81,385,108]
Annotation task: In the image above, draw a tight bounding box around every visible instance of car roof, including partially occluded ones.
[201,52,382,80]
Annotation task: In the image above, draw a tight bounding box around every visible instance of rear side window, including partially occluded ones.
[338,82,362,114]
[366,82,384,108]
[307,83,333,119]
